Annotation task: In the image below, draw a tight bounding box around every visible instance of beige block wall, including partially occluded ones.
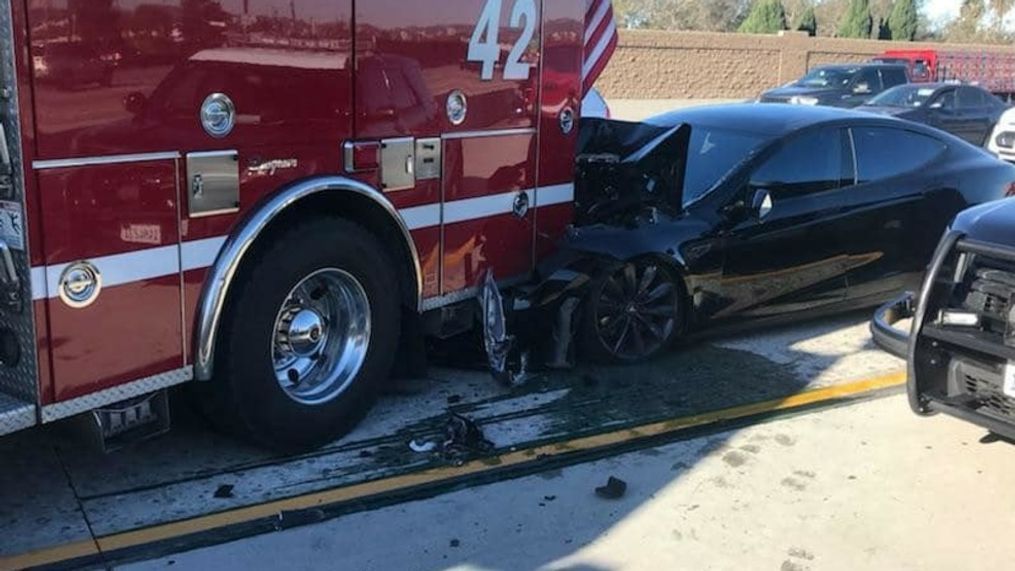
[597,29,1015,100]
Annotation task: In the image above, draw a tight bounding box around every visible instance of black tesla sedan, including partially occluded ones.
[564,104,1015,363]
[861,83,1007,147]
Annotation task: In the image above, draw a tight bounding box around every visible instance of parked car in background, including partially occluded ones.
[872,197,1015,441]
[568,104,1015,363]
[862,83,1007,147]
[988,106,1015,162]
[758,63,909,108]
[32,41,115,89]
[583,88,611,119]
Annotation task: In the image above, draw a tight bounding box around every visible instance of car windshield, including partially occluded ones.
[866,85,937,108]
[796,67,854,88]
[682,125,769,205]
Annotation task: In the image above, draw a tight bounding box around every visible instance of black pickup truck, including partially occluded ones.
[873,198,1015,439]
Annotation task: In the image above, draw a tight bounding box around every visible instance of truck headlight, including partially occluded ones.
[789,96,819,106]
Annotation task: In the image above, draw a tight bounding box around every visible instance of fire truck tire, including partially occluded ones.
[200,217,400,452]
[578,258,683,364]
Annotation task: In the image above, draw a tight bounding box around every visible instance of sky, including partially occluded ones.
[923,0,1015,29]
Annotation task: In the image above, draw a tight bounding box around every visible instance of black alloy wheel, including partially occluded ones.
[581,259,682,363]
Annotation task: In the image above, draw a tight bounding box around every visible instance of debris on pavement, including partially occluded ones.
[595,476,628,499]
[409,439,438,453]
[449,539,461,548]
[441,412,495,464]
[212,484,234,499]
[274,508,326,531]
[408,412,495,466]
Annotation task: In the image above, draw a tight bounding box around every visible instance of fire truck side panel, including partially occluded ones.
[534,1,583,259]
[25,1,354,159]
[37,161,183,402]
[354,1,538,139]
[356,0,542,297]
[441,133,536,293]
[23,2,360,408]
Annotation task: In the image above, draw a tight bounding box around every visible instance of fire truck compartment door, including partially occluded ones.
[356,0,542,298]
[38,159,184,405]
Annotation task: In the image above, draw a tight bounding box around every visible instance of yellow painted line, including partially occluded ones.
[0,539,99,571]
[1,370,905,570]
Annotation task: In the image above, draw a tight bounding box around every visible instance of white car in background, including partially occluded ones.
[582,88,611,119]
[988,106,1015,162]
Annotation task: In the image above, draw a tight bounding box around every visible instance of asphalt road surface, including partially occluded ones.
[126,393,1015,571]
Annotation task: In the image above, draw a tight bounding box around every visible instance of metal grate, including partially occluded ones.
[961,369,1015,420]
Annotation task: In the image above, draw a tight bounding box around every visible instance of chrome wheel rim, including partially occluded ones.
[271,268,371,405]
[594,262,678,361]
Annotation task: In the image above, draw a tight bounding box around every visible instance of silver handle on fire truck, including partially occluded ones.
[192,174,204,198]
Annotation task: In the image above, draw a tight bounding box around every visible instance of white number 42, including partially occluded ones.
[468,0,537,81]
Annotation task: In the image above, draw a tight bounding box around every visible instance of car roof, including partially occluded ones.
[814,63,906,71]
[646,103,891,137]
[889,82,978,91]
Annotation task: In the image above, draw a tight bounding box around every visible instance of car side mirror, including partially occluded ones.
[124,91,146,115]
[751,188,773,220]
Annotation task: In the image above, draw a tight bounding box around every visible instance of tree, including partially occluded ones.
[944,0,987,42]
[795,5,817,35]
[888,0,919,40]
[739,0,788,33]
[988,0,1015,34]
[877,16,892,38]
[838,0,873,37]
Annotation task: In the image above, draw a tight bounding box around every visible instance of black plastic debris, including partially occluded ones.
[442,412,494,464]
[275,508,326,531]
[449,539,461,548]
[408,411,495,465]
[544,495,557,501]
[595,476,627,499]
[213,484,234,499]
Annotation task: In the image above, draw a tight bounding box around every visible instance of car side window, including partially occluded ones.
[852,127,946,184]
[854,68,881,93]
[880,68,907,88]
[931,89,956,110]
[751,128,848,198]
[957,86,985,109]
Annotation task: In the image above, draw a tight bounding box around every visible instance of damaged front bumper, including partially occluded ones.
[870,292,915,359]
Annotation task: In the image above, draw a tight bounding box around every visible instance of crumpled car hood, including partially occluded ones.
[574,118,690,226]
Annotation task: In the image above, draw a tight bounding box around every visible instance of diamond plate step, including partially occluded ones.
[0,391,34,436]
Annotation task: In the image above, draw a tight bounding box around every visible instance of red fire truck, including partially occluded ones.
[876,48,1015,98]
[0,0,617,451]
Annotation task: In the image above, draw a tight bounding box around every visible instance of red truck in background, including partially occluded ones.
[0,0,618,452]
[875,49,1015,99]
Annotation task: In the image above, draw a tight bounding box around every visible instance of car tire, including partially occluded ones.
[199,217,400,452]
[578,258,683,364]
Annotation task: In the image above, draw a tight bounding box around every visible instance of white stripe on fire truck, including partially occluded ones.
[181,236,228,271]
[29,237,227,301]
[537,183,575,207]
[27,185,575,299]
